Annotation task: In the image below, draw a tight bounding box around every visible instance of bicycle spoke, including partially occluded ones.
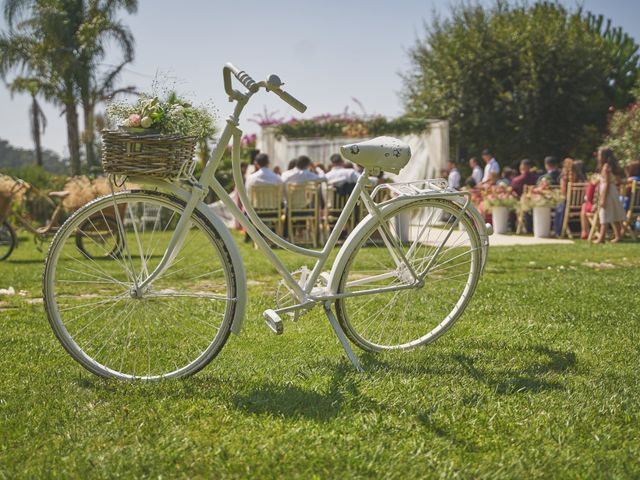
[44,192,235,380]
[336,199,480,351]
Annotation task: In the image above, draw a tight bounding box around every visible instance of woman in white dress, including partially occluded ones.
[593,147,625,244]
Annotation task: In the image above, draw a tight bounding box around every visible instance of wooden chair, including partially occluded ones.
[324,185,355,241]
[621,180,640,240]
[560,182,587,238]
[286,182,321,247]
[250,184,284,238]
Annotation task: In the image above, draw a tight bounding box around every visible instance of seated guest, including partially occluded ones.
[283,156,325,237]
[326,153,360,189]
[283,155,324,185]
[447,160,461,190]
[496,167,515,186]
[244,153,282,197]
[280,159,298,182]
[539,156,561,185]
[511,159,538,196]
[314,162,326,177]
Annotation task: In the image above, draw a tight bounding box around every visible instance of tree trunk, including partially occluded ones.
[82,102,97,170]
[65,101,82,175]
[31,95,43,167]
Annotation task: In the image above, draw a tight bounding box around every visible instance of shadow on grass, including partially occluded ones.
[231,364,376,421]
[6,258,46,264]
[361,343,576,395]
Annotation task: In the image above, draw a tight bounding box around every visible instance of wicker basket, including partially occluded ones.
[101,130,197,179]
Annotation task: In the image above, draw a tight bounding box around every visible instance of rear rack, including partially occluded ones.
[371,178,455,202]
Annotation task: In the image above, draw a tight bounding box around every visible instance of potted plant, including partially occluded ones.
[483,184,518,234]
[522,179,563,238]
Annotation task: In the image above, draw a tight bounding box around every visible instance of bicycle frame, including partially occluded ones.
[128,74,487,308]
[4,181,64,239]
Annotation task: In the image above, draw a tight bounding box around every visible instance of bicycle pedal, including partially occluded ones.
[263,309,284,335]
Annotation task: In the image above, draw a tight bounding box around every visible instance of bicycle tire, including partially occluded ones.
[75,214,124,260]
[0,220,16,261]
[334,198,482,352]
[43,190,238,380]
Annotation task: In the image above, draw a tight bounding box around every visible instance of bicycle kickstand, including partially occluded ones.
[323,302,364,372]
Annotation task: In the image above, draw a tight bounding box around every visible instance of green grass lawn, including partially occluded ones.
[1,232,639,478]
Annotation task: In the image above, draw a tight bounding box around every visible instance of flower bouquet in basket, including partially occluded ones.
[103,93,216,179]
[521,178,563,211]
[483,184,518,211]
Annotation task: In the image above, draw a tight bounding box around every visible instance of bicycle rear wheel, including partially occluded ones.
[75,214,123,260]
[0,220,16,261]
[43,190,237,380]
[335,198,482,352]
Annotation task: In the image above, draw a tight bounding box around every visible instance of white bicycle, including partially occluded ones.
[42,63,493,380]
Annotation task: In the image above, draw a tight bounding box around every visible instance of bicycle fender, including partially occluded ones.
[194,201,248,336]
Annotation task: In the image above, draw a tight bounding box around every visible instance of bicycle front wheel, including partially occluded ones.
[43,190,237,380]
[0,220,16,261]
[335,198,482,352]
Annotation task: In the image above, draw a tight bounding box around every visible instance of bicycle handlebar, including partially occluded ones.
[224,63,259,94]
[223,62,307,113]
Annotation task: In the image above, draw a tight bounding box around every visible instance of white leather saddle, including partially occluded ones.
[340,136,411,174]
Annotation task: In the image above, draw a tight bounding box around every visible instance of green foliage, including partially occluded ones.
[403,1,640,166]
[0,0,138,174]
[273,114,430,139]
[602,83,640,165]
[1,241,640,477]
[3,164,65,190]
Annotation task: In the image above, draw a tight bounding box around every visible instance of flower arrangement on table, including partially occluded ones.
[483,184,518,211]
[102,93,217,179]
[521,178,563,211]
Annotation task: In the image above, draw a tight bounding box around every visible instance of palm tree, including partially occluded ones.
[74,0,137,170]
[2,0,84,174]
[8,78,47,166]
[1,0,137,174]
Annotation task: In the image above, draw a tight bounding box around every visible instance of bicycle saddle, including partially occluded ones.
[340,136,411,174]
[48,191,70,199]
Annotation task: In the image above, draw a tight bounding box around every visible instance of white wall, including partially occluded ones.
[257,120,449,182]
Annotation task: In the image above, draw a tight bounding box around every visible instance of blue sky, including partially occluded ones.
[1,0,639,157]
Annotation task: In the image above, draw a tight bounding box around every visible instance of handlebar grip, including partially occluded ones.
[235,70,259,93]
[224,62,258,93]
[274,89,307,113]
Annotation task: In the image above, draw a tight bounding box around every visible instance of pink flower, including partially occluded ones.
[128,114,141,127]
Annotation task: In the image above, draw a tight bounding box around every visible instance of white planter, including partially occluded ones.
[533,207,551,238]
[491,206,509,234]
